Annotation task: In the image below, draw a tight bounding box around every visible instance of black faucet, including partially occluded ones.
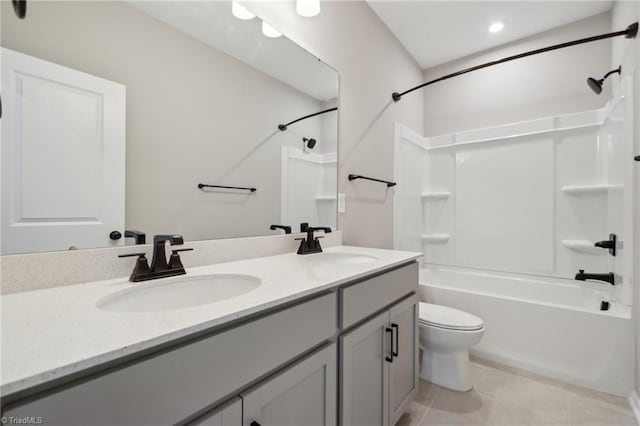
[119,234,193,282]
[296,226,332,255]
[575,270,615,286]
[124,230,146,245]
[270,225,292,234]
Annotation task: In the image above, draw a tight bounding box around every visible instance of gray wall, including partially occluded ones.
[422,12,611,136]
[245,1,425,249]
[1,1,326,242]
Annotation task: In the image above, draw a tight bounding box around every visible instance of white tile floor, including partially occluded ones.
[397,359,636,426]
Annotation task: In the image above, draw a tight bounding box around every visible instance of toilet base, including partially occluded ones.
[419,347,472,392]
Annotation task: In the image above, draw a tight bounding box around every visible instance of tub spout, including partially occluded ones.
[575,269,615,285]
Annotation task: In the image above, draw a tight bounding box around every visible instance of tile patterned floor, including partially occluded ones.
[397,359,636,426]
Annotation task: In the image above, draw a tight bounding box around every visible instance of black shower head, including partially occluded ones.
[587,77,603,95]
[587,66,621,95]
[303,137,317,150]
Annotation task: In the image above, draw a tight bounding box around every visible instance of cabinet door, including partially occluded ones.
[190,397,242,426]
[389,295,419,426]
[241,343,336,426]
[340,311,392,426]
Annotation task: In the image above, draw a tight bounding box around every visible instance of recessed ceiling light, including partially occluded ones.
[232,1,255,20]
[489,21,505,33]
[262,21,282,38]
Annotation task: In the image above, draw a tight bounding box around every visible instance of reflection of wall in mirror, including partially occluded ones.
[0,0,338,251]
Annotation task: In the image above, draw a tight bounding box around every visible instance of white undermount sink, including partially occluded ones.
[97,274,262,313]
[305,252,378,265]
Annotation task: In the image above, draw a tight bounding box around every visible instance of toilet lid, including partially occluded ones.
[418,303,483,331]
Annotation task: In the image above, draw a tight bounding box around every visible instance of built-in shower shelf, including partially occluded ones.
[421,191,451,201]
[421,234,451,244]
[315,195,337,201]
[561,240,603,254]
[561,184,622,195]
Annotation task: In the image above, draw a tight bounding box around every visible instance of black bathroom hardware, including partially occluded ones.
[119,234,192,282]
[301,222,309,232]
[635,156,640,161]
[110,231,122,240]
[600,300,611,311]
[348,174,397,188]
[587,66,621,95]
[575,269,615,286]
[385,327,394,363]
[12,0,26,19]
[198,183,256,192]
[250,421,262,426]
[295,226,332,255]
[125,230,146,245]
[391,323,399,357]
[391,22,638,102]
[303,137,317,150]
[278,107,337,131]
[594,234,617,256]
[270,225,292,234]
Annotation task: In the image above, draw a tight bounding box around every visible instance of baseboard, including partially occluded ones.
[628,390,640,425]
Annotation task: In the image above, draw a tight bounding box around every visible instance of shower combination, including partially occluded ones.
[587,66,621,95]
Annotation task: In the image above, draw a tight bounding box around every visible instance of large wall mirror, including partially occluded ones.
[1,1,339,255]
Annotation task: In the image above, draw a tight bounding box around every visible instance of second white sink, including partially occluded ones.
[98,274,262,313]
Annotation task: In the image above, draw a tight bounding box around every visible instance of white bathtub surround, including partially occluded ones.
[394,83,635,307]
[0,231,341,294]
[419,267,633,397]
[1,245,421,397]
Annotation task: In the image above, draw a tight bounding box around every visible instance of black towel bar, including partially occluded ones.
[348,174,396,188]
[198,183,256,192]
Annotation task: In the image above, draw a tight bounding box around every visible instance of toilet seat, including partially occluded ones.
[419,302,483,331]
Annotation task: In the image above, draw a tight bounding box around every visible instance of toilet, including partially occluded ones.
[418,302,484,392]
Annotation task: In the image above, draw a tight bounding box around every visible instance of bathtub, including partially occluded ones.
[419,266,633,396]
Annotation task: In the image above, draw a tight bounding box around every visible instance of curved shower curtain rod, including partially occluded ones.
[278,107,338,131]
[391,22,639,102]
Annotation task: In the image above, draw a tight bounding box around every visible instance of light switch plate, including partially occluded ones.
[338,193,346,213]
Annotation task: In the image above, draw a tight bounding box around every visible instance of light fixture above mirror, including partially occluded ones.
[296,0,321,17]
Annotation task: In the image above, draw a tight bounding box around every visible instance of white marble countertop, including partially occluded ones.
[1,245,421,397]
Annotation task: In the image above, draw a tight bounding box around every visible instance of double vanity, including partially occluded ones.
[1,245,421,425]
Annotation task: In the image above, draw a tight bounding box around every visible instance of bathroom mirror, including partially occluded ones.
[0,1,339,255]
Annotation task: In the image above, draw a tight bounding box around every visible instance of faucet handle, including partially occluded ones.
[118,252,147,258]
[119,253,151,282]
[168,248,193,270]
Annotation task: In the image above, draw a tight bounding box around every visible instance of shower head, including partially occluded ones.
[587,77,603,95]
[587,66,621,95]
[303,137,317,150]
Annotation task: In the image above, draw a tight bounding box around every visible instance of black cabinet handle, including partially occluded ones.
[385,328,394,362]
[250,422,262,426]
[110,230,122,240]
[391,323,399,357]
[635,155,640,161]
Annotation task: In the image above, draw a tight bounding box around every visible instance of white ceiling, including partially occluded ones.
[125,1,338,102]
[367,1,613,69]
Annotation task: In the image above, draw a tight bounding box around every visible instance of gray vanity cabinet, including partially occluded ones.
[339,293,418,426]
[241,343,337,426]
[340,311,391,426]
[191,397,242,426]
[389,296,419,426]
